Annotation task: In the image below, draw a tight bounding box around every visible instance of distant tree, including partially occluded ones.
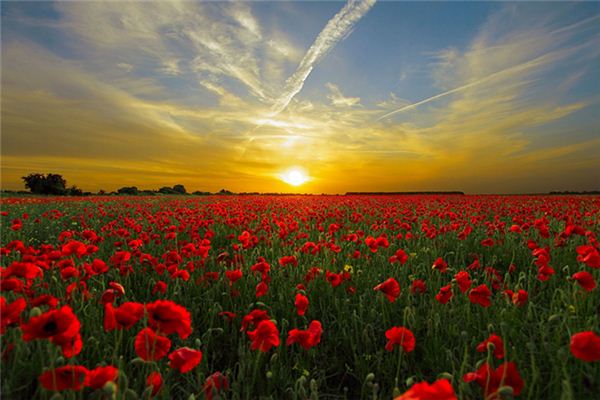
[22,173,67,195]
[117,186,139,195]
[67,186,83,196]
[192,191,211,196]
[158,186,178,195]
[98,189,106,195]
[218,189,233,195]
[173,184,187,194]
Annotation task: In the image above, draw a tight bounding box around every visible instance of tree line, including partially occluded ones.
[17,173,213,196]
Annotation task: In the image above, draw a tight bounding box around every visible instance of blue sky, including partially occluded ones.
[2,1,599,193]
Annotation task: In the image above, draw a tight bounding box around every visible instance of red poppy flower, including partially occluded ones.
[241,309,270,332]
[256,281,269,298]
[454,271,472,294]
[476,334,504,359]
[251,259,271,278]
[279,255,298,267]
[0,296,26,334]
[325,271,343,287]
[146,371,162,397]
[4,261,43,281]
[20,305,81,357]
[295,293,309,316]
[39,365,89,391]
[411,279,426,295]
[286,320,323,350]
[385,326,415,352]
[572,271,596,292]
[152,280,167,295]
[145,300,192,339]
[576,245,600,269]
[61,240,88,258]
[374,278,401,302]
[432,257,448,273]
[134,328,171,361]
[108,282,125,296]
[225,269,243,284]
[435,284,453,304]
[570,331,600,362]
[247,320,280,352]
[168,347,203,373]
[30,294,59,309]
[86,366,118,389]
[394,378,457,400]
[103,302,144,331]
[89,259,109,275]
[203,372,229,400]
[58,333,83,358]
[463,362,523,398]
[389,249,408,265]
[469,284,492,307]
[481,238,494,247]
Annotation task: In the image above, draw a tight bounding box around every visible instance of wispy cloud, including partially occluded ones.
[1,2,598,194]
[270,0,376,116]
[326,83,361,107]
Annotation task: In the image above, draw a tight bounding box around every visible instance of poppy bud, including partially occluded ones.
[195,338,202,348]
[103,381,118,399]
[130,357,145,366]
[27,307,42,320]
[365,373,375,383]
[266,371,273,379]
[270,353,278,363]
[548,314,561,323]
[438,372,453,380]
[497,386,514,396]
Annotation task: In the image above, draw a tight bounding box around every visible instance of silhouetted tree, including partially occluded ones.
[117,186,139,195]
[158,186,178,194]
[22,173,67,195]
[173,184,187,194]
[67,186,83,196]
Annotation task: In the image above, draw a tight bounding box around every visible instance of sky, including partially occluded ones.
[1,1,599,194]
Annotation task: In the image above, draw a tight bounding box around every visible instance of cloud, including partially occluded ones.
[270,0,376,116]
[53,1,302,104]
[326,83,361,107]
[1,2,598,194]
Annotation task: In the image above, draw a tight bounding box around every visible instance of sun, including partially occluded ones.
[280,167,309,186]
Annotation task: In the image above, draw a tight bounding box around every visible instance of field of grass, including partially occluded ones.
[1,195,599,399]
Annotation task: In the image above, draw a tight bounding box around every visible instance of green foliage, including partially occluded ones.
[173,184,187,194]
[117,186,139,195]
[22,173,67,195]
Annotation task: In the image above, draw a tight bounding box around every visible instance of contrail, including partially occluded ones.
[270,0,376,116]
[376,49,567,121]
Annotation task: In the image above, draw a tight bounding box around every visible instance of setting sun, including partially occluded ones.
[280,168,309,186]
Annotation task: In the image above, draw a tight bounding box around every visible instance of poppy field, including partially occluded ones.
[1,194,599,399]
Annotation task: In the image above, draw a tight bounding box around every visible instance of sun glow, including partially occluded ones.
[280,167,309,186]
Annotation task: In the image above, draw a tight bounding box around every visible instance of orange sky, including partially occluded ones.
[2,1,599,194]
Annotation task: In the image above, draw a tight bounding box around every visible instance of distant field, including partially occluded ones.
[1,195,599,399]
